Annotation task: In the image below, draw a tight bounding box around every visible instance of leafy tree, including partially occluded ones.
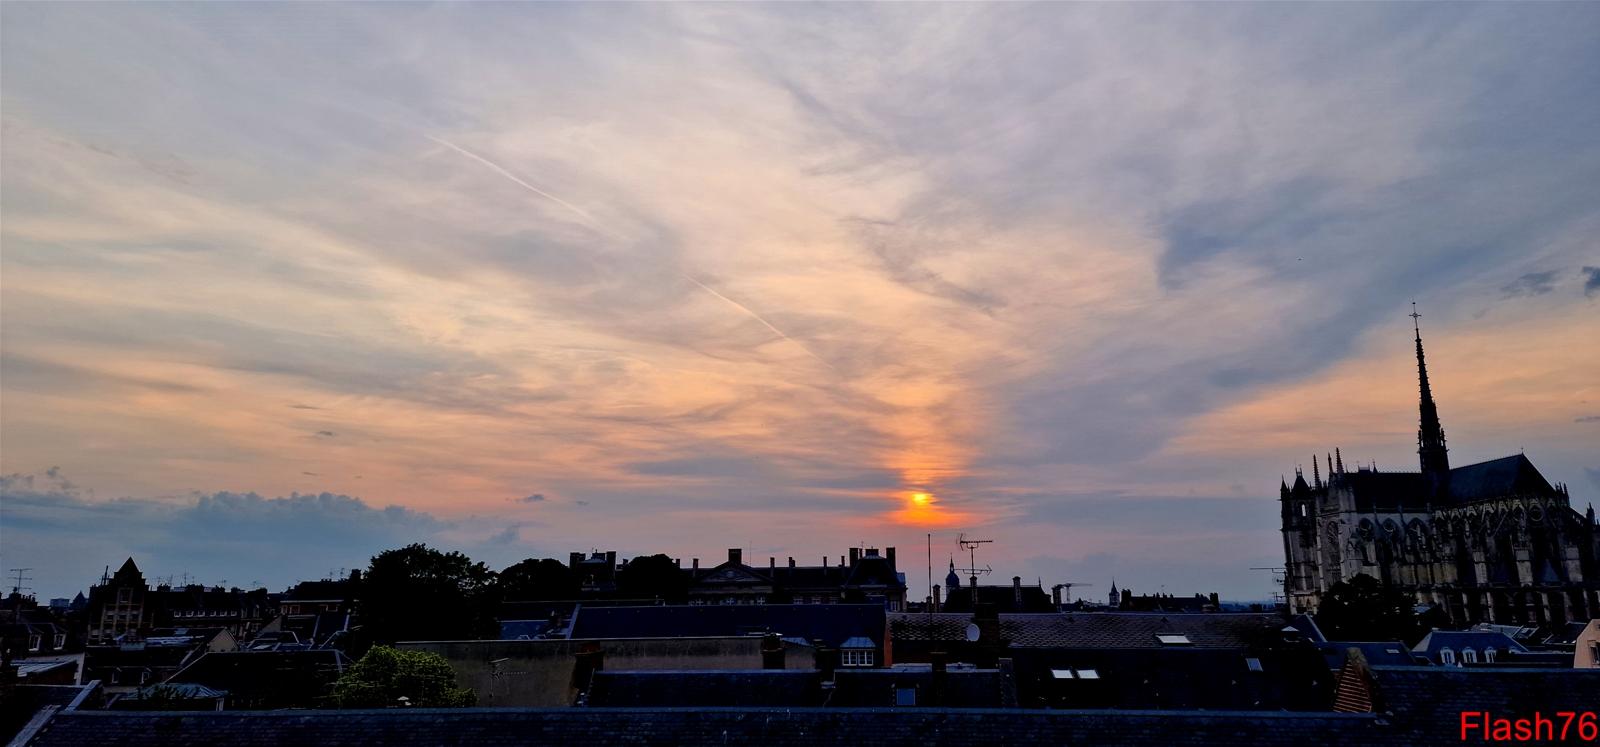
[360,544,497,644]
[329,646,476,708]
[615,554,688,603]
[497,558,579,601]
[1315,573,1419,643]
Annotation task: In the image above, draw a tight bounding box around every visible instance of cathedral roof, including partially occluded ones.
[1339,454,1558,512]
[1445,454,1554,503]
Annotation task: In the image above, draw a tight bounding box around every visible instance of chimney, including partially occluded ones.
[729,548,742,565]
[932,584,942,613]
[692,558,699,570]
[1013,576,1023,607]
[823,556,828,568]
[605,551,616,569]
[788,557,795,568]
[569,552,584,569]
[769,557,776,570]
[570,643,605,704]
[761,633,785,669]
[813,641,836,682]
[885,547,896,567]
[1051,585,1062,607]
[674,558,681,567]
[850,548,860,565]
[840,555,845,567]
[929,650,948,707]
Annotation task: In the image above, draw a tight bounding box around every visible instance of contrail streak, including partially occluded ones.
[426,134,834,371]
[425,135,608,235]
[682,274,836,370]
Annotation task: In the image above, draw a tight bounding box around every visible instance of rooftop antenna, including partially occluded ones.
[8,568,33,614]
[955,534,994,588]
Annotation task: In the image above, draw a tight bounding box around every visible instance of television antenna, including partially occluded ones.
[955,534,993,587]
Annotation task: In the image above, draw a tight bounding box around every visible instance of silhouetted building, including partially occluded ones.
[1281,312,1599,626]
[685,548,906,610]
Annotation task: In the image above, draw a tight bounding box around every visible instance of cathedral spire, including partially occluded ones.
[1412,303,1450,488]
[1311,455,1321,488]
[1335,448,1344,475]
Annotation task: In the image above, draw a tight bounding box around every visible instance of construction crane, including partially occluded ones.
[1051,582,1095,604]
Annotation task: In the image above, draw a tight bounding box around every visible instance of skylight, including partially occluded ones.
[1156,634,1192,645]
[1051,669,1074,679]
[1246,658,1263,672]
[1075,669,1099,679]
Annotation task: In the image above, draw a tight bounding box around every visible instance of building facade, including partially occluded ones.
[1280,313,1599,626]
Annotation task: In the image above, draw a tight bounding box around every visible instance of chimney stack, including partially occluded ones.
[569,552,583,569]
[788,557,796,568]
[929,650,948,707]
[850,548,860,565]
[692,558,699,570]
[769,557,776,570]
[729,548,742,565]
[1013,576,1023,606]
[761,633,785,669]
[1052,585,1062,607]
[932,584,942,612]
[885,547,896,567]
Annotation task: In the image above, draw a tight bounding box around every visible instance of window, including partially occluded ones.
[1050,669,1074,679]
[1075,669,1099,680]
[841,649,874,667]
[140,670,151,684]
[1439,648,1456,665]
[53,634,66,649]
[896,687,917,706]
[117,588,132,603]
[28,635,42,651]
[1484,648,1496,663]
[1462,648,1478,664]
[1155,634,1192,646]
[1246,658,1264,673]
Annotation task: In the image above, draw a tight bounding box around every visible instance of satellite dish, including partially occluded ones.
[965,623,980,642]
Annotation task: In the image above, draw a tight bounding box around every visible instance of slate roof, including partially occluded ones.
[166,650,349,708]
[1315,642,1421,673]
[17,707,1403,747]
[832,668,1015,708]
[0,684,99,745]
[1008,647,1333,711]
[570,604,885,649]
[890,612,1289,649]
[942,585,1055,613]
[588,670,820,707]
[1339,454,1559,512]
[1411,630,1525,663]
[282,579,353,602]
[1368,666,1600,742]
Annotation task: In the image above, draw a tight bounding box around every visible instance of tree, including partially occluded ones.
[360,544,497,644]
[1315,573,1419,643]
[497,558,579,601]
[329,646,476,708]
[615,554,687,603]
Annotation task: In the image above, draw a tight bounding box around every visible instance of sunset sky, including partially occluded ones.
[3,3,1597,600]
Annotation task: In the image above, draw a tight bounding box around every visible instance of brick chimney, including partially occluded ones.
[692,558,699,570]
[788,557,795,568]
[728,548,742,565]
[885,547,896,567]
[769,557,776,570]
[932,584,942,612]
[761,633,785,669]
[849,548,860,565]
[929,650,948,706]
[1013,576,1023,607]
[1052,585,1062,607]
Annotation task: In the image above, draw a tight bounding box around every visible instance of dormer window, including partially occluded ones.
[1462,648,1478,664]
[1439,648,1456,665]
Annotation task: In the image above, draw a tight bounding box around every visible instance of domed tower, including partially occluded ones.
[944,558,960,590]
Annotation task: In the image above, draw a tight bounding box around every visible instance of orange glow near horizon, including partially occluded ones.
[886,489,969,527]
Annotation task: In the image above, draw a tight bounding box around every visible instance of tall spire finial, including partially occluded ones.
[1335,448,1344,475]
[1312,455,1321,488]
[1412,303,1450,491]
